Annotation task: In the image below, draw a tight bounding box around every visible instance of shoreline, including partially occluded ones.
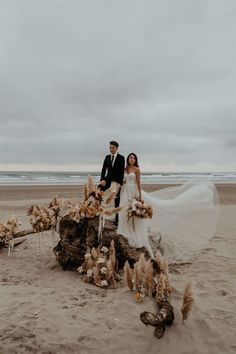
[0,183,236,205]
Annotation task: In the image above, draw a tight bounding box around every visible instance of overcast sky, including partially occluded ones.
[0,0,235,172]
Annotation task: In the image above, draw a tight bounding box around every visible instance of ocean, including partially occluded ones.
[0,171,236,185]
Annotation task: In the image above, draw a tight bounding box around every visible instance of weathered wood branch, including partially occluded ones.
[140,298,174,338]
[53,215,150,270]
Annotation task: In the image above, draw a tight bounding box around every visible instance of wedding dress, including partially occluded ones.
[117,172,219,262]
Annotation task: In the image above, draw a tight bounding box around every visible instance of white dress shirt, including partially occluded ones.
[111,152,118,167]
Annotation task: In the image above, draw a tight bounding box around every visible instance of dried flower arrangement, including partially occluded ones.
[127,199,153,221]
[124,252,172,304]
[0,216,22,249]
[78,176,122,219]
[124,251,194,338]
[77,240,119,288]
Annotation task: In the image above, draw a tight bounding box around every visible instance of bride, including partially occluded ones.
[117,153,219,263]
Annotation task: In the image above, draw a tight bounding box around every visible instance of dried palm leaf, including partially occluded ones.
[105,191,117,206]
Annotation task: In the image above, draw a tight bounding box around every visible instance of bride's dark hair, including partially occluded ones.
[126,153,139,170]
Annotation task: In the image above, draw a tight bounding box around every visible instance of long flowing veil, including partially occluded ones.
[142,182,219,263]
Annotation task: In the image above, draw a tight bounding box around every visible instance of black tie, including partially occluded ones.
[111,155,114,166]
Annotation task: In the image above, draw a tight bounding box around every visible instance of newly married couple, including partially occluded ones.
[98,141,218,263]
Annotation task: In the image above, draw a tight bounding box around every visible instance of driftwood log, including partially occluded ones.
[53,215,150,270]
[140,298,174,338]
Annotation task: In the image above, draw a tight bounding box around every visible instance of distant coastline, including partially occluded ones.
[0,171,236,185]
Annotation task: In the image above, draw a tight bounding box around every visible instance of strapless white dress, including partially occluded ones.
[117,172,219,262]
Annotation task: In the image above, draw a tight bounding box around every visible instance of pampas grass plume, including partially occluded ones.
[181,281,194,322]
[144,260,154,297]
[124,261,133,291]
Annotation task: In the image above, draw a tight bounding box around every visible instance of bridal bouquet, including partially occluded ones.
[127,198,153,221]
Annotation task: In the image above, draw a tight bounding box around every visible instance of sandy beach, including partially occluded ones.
[0,184,236,354]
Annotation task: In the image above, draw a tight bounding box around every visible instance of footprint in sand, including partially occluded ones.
[217,289,228,296]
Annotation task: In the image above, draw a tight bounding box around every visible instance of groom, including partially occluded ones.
[98,141,125,225]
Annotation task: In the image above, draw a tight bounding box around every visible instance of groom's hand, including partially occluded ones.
[100,180,106,187]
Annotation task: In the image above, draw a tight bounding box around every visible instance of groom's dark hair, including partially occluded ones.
[110,140,119,148]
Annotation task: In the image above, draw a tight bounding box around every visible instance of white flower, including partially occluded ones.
[132,206,137,211]
[77,266,84,273]
[136,210,141,215]
[97,257,105,264]
[85,253,91,259]
[87,269,93,277]
[80,213,85,217]
[101,246,109,253]
[101,267,107,274]
[101,280,108,287]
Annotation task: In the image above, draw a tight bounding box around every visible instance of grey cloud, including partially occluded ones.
[0,0,235,170]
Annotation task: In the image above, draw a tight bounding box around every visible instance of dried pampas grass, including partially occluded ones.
[156,273,166,304]
[144,260,154,297]
[124,261,134,291]
[181,281,194,322]
[155,250,163,271]
[109,240,116,271]
[133,262,143,292]
[87,175,95,196]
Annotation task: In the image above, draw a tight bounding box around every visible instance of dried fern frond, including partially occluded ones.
[181,281,194,322]
[111,207,123,214]
[102,210,114,216]
[105,192,117,206]
[124,261,134,291]
[110,182,119,194]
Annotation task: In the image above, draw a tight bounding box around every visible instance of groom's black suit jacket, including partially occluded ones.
[100,153,125,189]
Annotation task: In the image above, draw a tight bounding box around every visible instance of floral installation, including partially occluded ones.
[0,216,22,248]
[77,240,119,288]
[124,252,172,304]
[27,195,71,233]
[78,176,122,219]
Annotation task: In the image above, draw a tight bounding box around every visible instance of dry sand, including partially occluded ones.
[0,184,236,354]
